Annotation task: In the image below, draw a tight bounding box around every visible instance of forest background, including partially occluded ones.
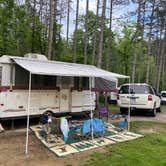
[0,0,165,91]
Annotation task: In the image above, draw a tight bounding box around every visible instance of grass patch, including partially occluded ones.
[82,122,166,166]
[108,104,119,113]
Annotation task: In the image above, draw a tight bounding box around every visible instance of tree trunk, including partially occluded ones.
[145,0,155,84]
[66,0,71,48]
[106,0,113,70]
[137,0,146,83]
[97,0,107,68]
[157,28,166,92]
[92,0,100,65]
[84,0,89,64]
[131,0,142,83]
[162,49,166,89]
[153,32,162,88]
[73,0,79,63]
[47,0,55,60]
[31,0,37,53]
[52,0,58,58]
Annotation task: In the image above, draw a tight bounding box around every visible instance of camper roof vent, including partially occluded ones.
[24,53,48,61]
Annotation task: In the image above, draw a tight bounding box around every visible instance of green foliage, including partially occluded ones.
[0,2,162,87]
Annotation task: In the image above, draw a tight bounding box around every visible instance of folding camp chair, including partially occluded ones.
[99,106,109,120]
[116,118,128,131]
[75,119,92,140]
[93,118,105,138]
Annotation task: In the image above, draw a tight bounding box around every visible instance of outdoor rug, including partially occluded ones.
[30,125,143,157]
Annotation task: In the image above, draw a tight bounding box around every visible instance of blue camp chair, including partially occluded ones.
[75,119,92,140]
[93,118,105,137]
[117,118,128,131]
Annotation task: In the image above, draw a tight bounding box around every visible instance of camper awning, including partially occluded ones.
[11,57,129,79]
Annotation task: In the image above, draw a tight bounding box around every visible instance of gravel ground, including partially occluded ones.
[130,106,166,123]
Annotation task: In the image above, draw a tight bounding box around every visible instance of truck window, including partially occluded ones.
[119,85,153,94]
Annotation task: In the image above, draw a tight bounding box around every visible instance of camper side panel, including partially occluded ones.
[1,64,11,86]
[0,90,60,119]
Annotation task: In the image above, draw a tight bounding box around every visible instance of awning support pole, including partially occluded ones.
[89,77,94,139]
[128,77,131,131]
[25,72,31,155]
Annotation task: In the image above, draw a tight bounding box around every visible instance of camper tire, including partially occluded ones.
[44,111,54,117]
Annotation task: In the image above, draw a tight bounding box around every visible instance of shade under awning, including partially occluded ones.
[10,56,129,79]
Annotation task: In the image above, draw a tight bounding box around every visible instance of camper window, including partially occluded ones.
[74,77,79,89]
[73,77,89,90]
[15,65,57,87]
[82,77,89,89]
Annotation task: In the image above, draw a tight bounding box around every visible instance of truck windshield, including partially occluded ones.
[119,85,153,94]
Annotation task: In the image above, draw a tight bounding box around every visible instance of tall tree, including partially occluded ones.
[106,0,113,70]
[92,0,100,65]
[97,0,107,68]
[66,0,71,48]
[131,0,142,82]
[47,0,55,60]
[84,0,89,64]
[157,26,166,91]
[73,0,79,63]
[31,0,37,52]
[137,0,146,83]
[145,0,155,83]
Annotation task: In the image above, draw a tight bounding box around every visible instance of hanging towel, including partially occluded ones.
[60,117,70,141]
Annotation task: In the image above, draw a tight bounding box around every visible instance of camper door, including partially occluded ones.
[59,77,71,112]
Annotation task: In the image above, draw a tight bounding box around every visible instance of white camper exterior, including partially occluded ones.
[0,54,96,119]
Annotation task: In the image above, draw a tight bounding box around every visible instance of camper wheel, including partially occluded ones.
[43,111,54,117]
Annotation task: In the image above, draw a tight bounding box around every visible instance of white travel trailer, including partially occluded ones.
[0,53,127,119]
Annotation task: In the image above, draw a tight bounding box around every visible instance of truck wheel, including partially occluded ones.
[157,107,161,112]
[151,106,156,117]
[120,108,127,115]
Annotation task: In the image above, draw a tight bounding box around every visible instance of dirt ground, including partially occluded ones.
[0,107,165,166]
[0,129,104,166]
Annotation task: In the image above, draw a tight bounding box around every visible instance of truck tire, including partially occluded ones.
[151,105,156,117]
[120,108,127,115]
[157,107,161,112]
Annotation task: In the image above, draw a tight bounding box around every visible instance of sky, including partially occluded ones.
[61,0,137,38]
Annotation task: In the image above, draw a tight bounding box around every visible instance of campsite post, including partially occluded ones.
[25,72,31,154]
[128,77,131,131]
[89,77,94,139]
